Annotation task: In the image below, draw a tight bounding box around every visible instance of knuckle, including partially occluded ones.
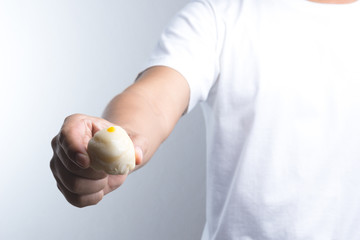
[68,197,85,208]
[49,157,56,172]
[64,113,84,124]
[51,136,58,150]
[57,183,66,197]
[59,118,78,146]
[50,156,63,179]
[61,190,85,208]
[63,114,75,123]
[71,192,103,208]
[58,128,67,147]
[71,199,87,208]
[58,130,77,160]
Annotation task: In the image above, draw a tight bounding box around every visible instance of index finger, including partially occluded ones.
[58,116,93,168]
[53,141,107,179]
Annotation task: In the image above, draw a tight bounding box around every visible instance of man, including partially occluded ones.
[51,0,360,239]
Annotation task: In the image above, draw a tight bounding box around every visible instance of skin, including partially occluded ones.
[50,66,189,207]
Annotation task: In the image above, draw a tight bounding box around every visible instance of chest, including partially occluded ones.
[213,7,360,123]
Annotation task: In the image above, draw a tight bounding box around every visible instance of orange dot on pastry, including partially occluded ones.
[107,126,115,132]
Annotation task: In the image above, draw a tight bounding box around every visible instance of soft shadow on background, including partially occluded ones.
[0,0,206,239]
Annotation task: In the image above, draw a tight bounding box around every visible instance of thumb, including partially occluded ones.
[134,146,143,166]
[59,114,111,169]
[126,131,147,170]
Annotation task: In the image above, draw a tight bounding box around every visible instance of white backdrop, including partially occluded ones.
[0,0,206,239]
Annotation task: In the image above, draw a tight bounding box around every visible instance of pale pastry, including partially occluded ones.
[87,126,135,175]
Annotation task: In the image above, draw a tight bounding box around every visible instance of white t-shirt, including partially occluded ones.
[145,0,360,239]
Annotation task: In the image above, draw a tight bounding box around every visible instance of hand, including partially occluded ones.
[50,114,142,207]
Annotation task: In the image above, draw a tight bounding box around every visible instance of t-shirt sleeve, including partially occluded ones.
[143,0,220,113]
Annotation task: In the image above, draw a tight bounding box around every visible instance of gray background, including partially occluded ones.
[0,0,206,239]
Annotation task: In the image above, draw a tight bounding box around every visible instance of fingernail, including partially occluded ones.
[75,153,89,168]
[135,146,143,165]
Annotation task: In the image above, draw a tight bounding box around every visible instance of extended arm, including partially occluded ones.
[103,66,190,169]
[50,66,189,207]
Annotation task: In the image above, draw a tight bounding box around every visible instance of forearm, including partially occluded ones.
[102,87,169,166]
[102,66,190,168]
